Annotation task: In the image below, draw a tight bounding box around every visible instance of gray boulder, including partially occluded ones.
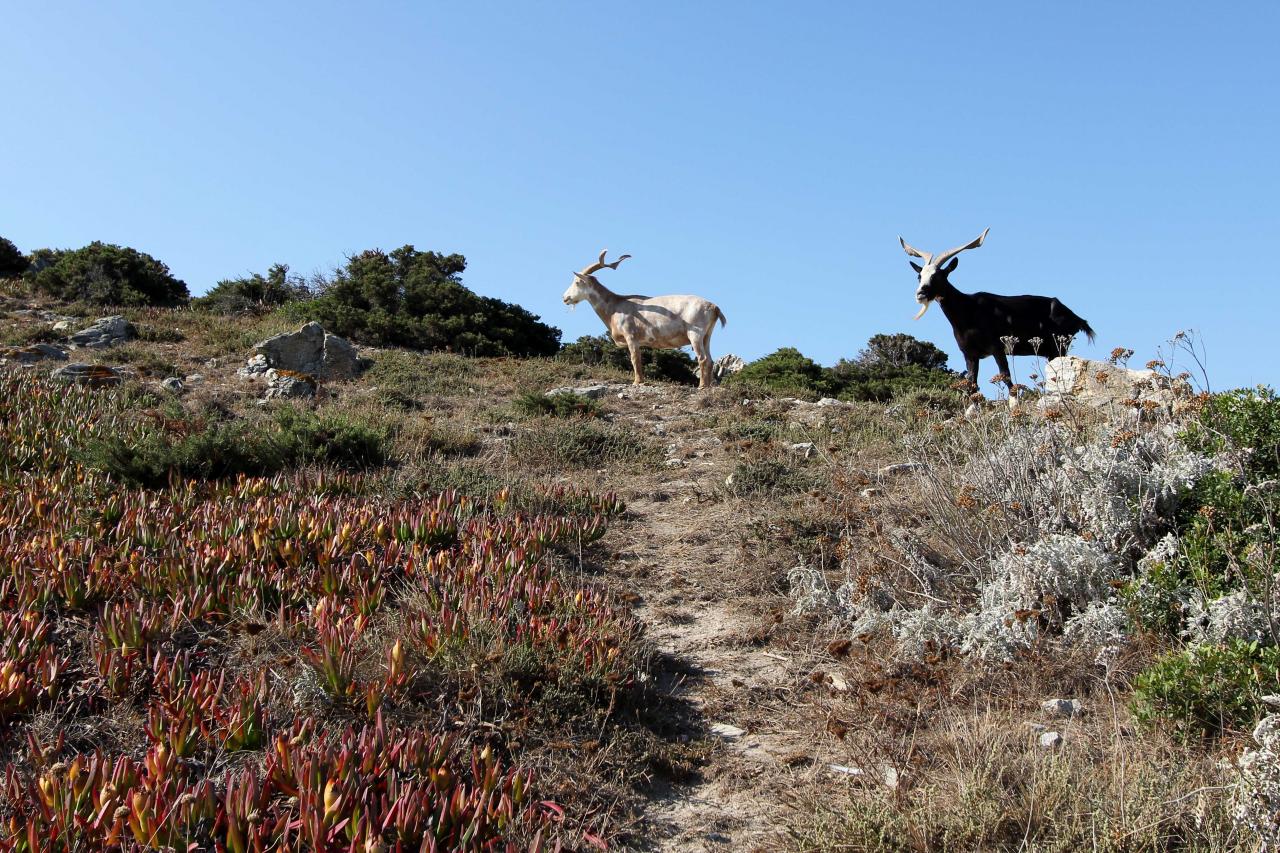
[0,343,68,364]
[264,368,317,400]
[546,384,610,400]
[161,377,185,394]
[248,322,360,380]
[69,316,136,348]
[51,363,127,387]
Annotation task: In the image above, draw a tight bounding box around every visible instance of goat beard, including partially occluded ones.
[913,299,932,320]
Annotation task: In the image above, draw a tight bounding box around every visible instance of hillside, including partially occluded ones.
[1,289,1278,851]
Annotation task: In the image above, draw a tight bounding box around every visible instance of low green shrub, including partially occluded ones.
[1132,639,1280,739]
[80,406,389,486]
[511,420,658,469]
[513,391,600,419]
[558,334,697,385]
[194,263,312,314]
[1184,386,1280,480]
[726,459,813,496]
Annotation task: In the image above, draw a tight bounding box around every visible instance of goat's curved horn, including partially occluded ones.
[578,249,632,276]
[899,236,933,264]
[932,228,990,267]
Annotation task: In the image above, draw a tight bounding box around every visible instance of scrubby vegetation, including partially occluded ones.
[727,333,959,401]
[27,241,189,307]
[193,262,313,314]
[300,246,561,357]
[0,372,642,849]
[5,275,1280,849]
[0,236,27,278]
[559,334,699,385]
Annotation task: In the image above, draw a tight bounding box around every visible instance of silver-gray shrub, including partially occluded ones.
[796,410,1219,662]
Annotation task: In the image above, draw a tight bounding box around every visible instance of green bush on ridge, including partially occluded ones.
[28,241,189,307]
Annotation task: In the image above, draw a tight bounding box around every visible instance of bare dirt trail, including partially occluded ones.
[590,386,826,852]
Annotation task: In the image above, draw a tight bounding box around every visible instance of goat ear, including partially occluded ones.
[941,258,958,273]
[909,262,922,273]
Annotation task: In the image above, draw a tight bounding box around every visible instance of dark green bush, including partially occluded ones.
[301,246,560,357]
[1132,640,1280,739]
[194,263,312,314]
[29,242,188,307]
[557,334,697,385]
[856,333,951,371]
[0,236,27,277]
[832,362,959,403]
[1185,386,1280,480]
[80,407,389,486]
[726,347,835,398]
[726,337,957,402]
[513,391,600,419]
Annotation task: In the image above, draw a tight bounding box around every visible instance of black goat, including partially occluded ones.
[899,228,1094,390]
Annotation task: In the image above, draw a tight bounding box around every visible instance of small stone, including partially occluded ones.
[790,442,816,459]
[1039,731,1064,750]
[664,458,686,469]
[724,472,736,488]
[816,397,843,407]
[161,377,185,393]
[51,363,125,388]
[238,353,270,378]
[828,764,865,777]
[545,384,609,399]
[52,320,72,332]
[710,723,746,740]
[1041,698,1083,718]
[860,487,883,499]
[879,462,929,477]
[264,368,317,400]
[184,373,204,385]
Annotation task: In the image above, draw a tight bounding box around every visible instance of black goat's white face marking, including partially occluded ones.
[915,264,939,303]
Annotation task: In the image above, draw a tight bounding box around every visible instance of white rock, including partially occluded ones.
[1043,355,1189,413]
[161,377,184,393]
[1041,698,1083,718]
[828,764,865,777]
[710,723,746,740]
[1039,731,1064,750]
[790,442,816,459]
[879,462,929,477]
[664,458,686,469]
[860,487,883,499]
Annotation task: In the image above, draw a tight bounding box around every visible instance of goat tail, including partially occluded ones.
[1080,319,1096,344]
[715,306,727,328]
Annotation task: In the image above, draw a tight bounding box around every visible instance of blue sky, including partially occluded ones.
[3,2,1277,390]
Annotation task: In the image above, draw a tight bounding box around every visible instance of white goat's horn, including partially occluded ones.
[932,228,990,267]
[899,236,933,265]
[579,249,632,276]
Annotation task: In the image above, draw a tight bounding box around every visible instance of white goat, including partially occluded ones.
[562,250,726,388]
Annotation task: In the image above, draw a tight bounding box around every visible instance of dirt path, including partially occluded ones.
[594,387,817,852]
